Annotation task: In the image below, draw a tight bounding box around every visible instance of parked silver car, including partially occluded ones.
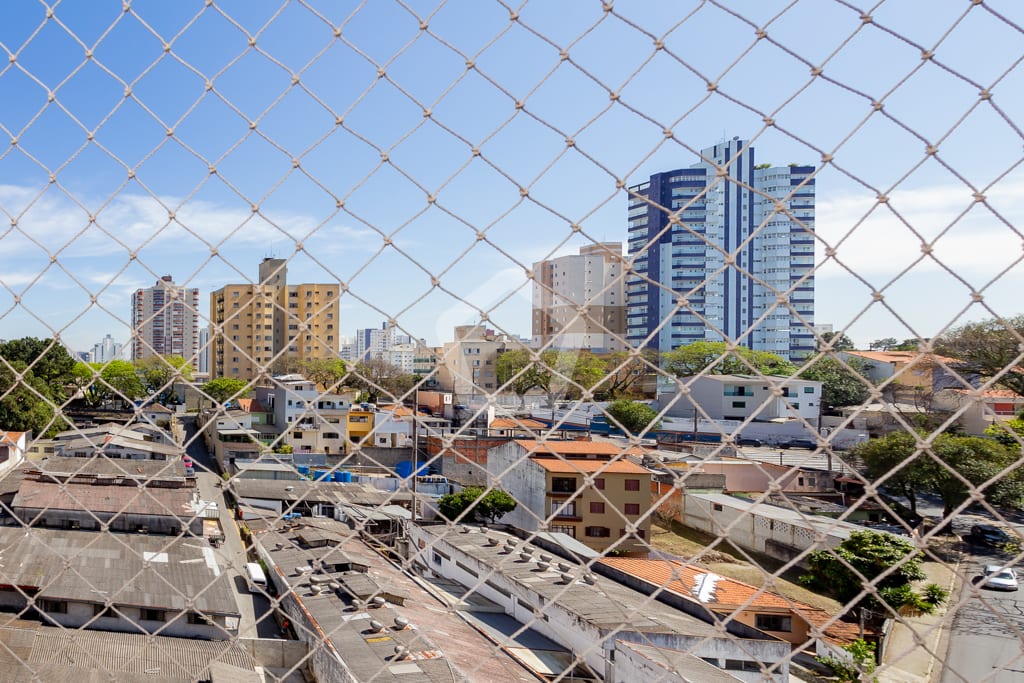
[977,565,1019,591]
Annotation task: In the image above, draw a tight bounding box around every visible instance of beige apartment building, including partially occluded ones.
[486,439,653,554]
[435,324,517,396]
[210,258,340,378]
[531,242,626,353]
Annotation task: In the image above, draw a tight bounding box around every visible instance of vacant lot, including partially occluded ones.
[649,521,842,612]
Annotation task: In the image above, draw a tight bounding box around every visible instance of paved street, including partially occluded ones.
[183,415,282,639]
[940,555,1024,683]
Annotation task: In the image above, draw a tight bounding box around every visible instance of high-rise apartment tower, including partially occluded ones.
[626,138,815,359]
[131,276,200,362]
[209,259,340,378]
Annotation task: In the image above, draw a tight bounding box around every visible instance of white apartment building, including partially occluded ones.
[532,242,626,353]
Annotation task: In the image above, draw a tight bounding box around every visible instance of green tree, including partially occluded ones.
[534,350,605,405]
[869,337,899,351]
[437,487,517,524]
[203,377,250,404]
[71,362,106,406]
[985,418,1024,448]
[98,360,145,407]
[892,338,923,351]
[0,362,66,437]
[817,639,878,683]
[854,432,928,516]
[927,435,1021,517]
[136,355,194,404]
[798,355,872,412]
[604,399,660,436]
[662,341,796,377]
[593,349,659,399]
[496,349,546,407]
[300,357,349,391]
[935,315,1024,396]
[0,337,76,399]
[817,331,855,351]
[801,530,939,616]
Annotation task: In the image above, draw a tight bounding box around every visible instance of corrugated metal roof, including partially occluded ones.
[13,479,193,518]
[0,527,238,616]
[530,457,650,474]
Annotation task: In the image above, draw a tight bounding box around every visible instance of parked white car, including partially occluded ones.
[978,565,1019,591]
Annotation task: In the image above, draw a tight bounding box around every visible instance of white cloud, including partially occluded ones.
[816,177,1024,279]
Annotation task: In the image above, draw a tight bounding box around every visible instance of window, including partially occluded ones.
[38,599,66,614]
[550,524,576,537]
[755,614,793,632]
[551,477,577,493]
[624,503,640,515]
[142,608,164,622]
[188,611,208,625]
[594,478,605,490]
[731,400,746,408]
[803,386,815,393]
[93,604,108,617]
[589,501,605,514]
[624,479,640,491]
[713,503,724,511]
[551,501,576,518]
[585,526,610,538]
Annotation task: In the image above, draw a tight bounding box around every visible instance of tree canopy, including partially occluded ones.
[349,359,417,402]
[855,432,1023,518]
[592,349,659,400]
[801,530,945,616]
[0,362,67,437]
[437,487,517,524]
[798,355,872,412]
[817,331,854,351]
[662,341,796,377]
[935,315,1024,396]
[0,337,76,400]
[136,355,194,403]
[604,399,660,436]
[203,377,251,404]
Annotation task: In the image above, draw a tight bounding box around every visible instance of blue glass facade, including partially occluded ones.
[626,139,815,360]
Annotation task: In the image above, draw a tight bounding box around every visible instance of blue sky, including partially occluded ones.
[0,0,1022,354]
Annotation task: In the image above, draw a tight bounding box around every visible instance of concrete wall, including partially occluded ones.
[37,600,229,640]
[238,638,309,669]
[485,442,545,531]
[667,493,848,567]
[13,508,201,536]
[253,540,357,683]
[426,435,509,486]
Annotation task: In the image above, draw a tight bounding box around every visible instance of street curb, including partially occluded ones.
[925,544,963,683]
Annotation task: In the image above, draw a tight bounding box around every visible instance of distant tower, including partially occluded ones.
[131,276,200,362]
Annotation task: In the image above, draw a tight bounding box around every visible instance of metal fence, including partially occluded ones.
[0,1,1022,681]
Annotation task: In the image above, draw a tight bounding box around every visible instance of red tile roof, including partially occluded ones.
[531,457,649,474]
[846,350,957,365]
[514,439,623,456]
[490,417,547,430]
[237,398,264,413]
[600,557,860,645]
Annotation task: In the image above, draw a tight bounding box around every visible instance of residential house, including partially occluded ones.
[486,439,653,553]
[660,375,822,423]
[931,387,1024,434]
[254,376,353,454]
[0,431,27,479]
[598,557,860,657]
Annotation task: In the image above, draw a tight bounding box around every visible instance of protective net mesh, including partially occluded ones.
[0,1,1022,681]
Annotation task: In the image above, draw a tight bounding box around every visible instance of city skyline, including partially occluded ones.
[0,1,1020,354]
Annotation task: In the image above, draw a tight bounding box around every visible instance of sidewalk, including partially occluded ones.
[878,560,959,683]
